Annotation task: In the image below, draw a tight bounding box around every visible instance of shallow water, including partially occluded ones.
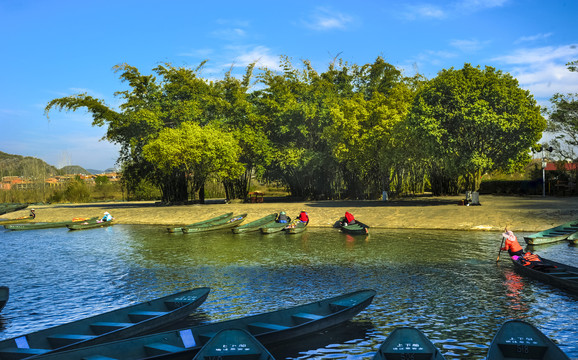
[0,225,576,359]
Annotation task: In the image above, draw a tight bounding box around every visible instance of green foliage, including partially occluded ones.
[63,177,91,202]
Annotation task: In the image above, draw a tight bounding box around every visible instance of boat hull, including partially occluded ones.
[285,222,307,234]
[373,327,446,360]
[167,212,233,233]
[67,220,114,231]
[510,257,578,295]
[260,222,288,234]
[182,214,247,233]
[523,220,578,245]
[232,213,277,234]
[0,286,8,312]
[487,320,570,360]
[192,329,275,360]
[5,217,99,231]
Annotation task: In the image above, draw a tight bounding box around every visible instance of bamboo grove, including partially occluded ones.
[45,57,546,203]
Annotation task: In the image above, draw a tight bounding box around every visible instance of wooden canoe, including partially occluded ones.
[486,319,570,360]
[167,212,234,233]
[182,214,247,233]
[0,217,34,226]
[339,218,369,235]
[566,231,578,245]
[510,257,578,295]
[192,329,275,360]
[0,287,210,359]
[0,203,28,216]
[260,222,288,234]
[232,213,277,234]
[31,289,376,360]
[285,221,308,234]
[5,217,99,231]
[0,286,8,313]
[373,327,446,360]
[67,220,114,231]
[523,220,578,245]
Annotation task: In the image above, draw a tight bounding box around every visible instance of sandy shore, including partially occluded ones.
[3,195,578,233]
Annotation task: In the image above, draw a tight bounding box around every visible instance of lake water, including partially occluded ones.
[0,225,576,359]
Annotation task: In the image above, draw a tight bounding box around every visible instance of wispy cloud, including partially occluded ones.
[304,7,353,30]
[402,0,508,20]
[450,39,490,52]
[178,48,214,58]
[515,32,553,44]
[402,4,446,20]
[226,45,280,70]
[455,0,508,11]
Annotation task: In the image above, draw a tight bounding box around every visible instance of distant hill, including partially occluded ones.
[0,151,100,177]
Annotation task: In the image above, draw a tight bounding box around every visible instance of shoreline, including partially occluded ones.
[2,195,578,233]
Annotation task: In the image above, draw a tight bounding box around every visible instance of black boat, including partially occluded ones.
[32,289,376,360]
[373,327,446,360]
[192,329,275,360]
[510,257,578,295]
[0,286,8,312]
[487,319,570,360]
[0,287,210,359]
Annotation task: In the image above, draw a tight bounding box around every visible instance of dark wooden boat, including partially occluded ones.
[0,286,8,313]
[67,219,114,231]
[285,221,308,234]
[487,319,570,360]
[192,329,275,360]
[31,289,376,360]
[523,220,578,245]
[182,214,247,233]
[338,218,369,235]
[260,222,288,234]
[5,217,99,231]
[0,287,210,359]
[167,212,233,233]
[510,257,578,295]
[373,327,446,360]
[232,213,277,234]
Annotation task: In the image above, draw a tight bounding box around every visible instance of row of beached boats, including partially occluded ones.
[0,287,569,359]
[1,217,113,231]
[0,203,28,216]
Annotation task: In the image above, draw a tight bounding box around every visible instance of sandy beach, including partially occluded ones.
[3,195,578,233]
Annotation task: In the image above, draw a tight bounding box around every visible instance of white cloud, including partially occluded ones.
[403,4,446,19]
[178,48,214,58]
[515,32,553,44]
[304,7,353,30]
[226,45,280,70]
[450,39,490,52]
[456,0,508,11]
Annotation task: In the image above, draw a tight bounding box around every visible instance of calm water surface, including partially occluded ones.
[0,224,576,359]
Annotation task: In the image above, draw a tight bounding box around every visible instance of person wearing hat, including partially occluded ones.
[276,211,290,223]
[101,211,113,222]
[501,228,524,259]
[29,209,35,219]
[296,210,309,223]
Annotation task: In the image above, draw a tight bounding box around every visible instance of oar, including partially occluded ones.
[496,236,505,263]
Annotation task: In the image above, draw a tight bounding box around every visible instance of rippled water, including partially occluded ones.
[0,225,576,359]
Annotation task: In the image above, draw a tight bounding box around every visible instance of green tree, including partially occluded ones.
[407,64,546,194]
[546,60,578,160]
[142,122,243,203]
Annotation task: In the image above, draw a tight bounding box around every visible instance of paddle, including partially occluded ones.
[496,236,505,263]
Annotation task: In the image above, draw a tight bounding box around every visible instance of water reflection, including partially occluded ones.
[0,226,576,359]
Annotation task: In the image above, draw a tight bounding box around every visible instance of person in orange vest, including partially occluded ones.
[519,252,557,271]
[501,229,524,259]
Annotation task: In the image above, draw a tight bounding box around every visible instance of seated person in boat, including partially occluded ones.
[29,209,35,219]
[101,211,113,222]
[518,252,557,272]
[501,229,524,258]
[296,210,309,223]
[276,211,290,223]
[342,211,356,226]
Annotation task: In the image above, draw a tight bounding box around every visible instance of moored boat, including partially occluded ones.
[192,329,275,360]
[182,214,247,233]
[31,289,376,360]
[510,256,578,295]
[0,286,8,312]
[0,203,28,216]
[0,287,210,358]
[260,222,288,234]
[338,218,369,235]
[285,221,308,234]
[5,217,99,231]
[523,220,578,245]
[67,219,114,231]
[167,212,233,233]
[566,231,578,245]
[232,213,277,234]
[487,319,570,360]
[0,217,34,226]
[373,327,446,360]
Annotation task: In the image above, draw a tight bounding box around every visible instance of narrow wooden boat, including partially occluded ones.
[566,231,578,245]
[260,222,288,234]
[0,287,210,359]
[0,286,8,312]
[0,217,34,226]
[0,203,28,216]
[232,213,277,234]
[31,289,376,360]
[182,214,247,233]
[192,329,275,360]
[167,212,233,233]
[510,257,578,295]
[487,319,570,360]
[67,220,114,231]
[523,220,578,245]
[5,217,99,231]
[373,327,446,360]
[285,221,308,234]
[338,218,369,235]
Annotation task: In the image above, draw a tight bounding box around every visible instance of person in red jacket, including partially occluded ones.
[296,210,309,223]
[501,229,524,258]
[343,211,356,225]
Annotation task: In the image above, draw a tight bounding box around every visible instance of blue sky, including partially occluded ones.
[1,0,577,171]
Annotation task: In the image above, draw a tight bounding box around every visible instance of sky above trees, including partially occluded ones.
[1,0,577,170]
